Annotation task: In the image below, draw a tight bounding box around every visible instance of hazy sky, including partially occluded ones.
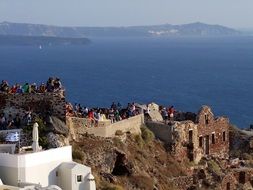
[0,0,252,28]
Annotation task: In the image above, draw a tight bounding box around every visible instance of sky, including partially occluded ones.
[0,0,252,28]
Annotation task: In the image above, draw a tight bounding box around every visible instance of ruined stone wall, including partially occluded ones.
[232,168,253,186]
[196,106,230,159]
[0,92,66,121]
[221,172,238,190]
[146,120,203,163]
[107,114,143,136]
[173,121,202,163]
[67,117,111,140]
[147,106,230,163]
[220,168,253,189]
[173,106,230,162]
[67,114,144,139]
[146,121,173,143]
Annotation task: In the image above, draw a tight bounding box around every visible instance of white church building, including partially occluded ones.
[0,125,96,190]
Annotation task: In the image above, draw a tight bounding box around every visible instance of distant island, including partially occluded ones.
[0,21,240,38]
[0,35,90,46]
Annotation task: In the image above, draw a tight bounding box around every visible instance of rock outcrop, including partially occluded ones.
[45,116,69,136]
[46,132,69,149]
[71,131,189,190]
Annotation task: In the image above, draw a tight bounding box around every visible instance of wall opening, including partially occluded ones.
[223,131,226,142]
[226,182,230,190]
[77,175,83,182]
[205,114,209,125]
[239,171,246,184]
[189,130,193,143]
[112,151,131,176]
[187,130,194,161]
[199,136,203,147]
[187,145,194,162]
[212,133,215,144]
[205,135,209,155]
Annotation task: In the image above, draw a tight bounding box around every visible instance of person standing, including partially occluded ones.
[7,114,14,129]
[0,113,6,130]
[14,114,22,129]
[168,106,175,122]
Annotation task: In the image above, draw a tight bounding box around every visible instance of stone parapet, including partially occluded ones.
[67,114,144,139]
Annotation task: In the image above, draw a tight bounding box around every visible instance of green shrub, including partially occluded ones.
[22,124,33,133]
[72,149,84,161]
[103,185,124,190]
[39,136,49,149]
[207,160,222,176]
[35,117,49,148]
[141,127,154,143]
[22,116,49,149]
[134,134,144,148]
[101,182,124,190]
[129,175,154,190]
[115,130,124,136]
[113,137,124,148]
[242,153,252,160]
[34,117,47,133]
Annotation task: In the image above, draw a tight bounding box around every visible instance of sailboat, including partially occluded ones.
[39,45,42,49]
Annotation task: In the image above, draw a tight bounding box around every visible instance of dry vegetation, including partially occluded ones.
[71,126,190,190]
[70,125,253,190]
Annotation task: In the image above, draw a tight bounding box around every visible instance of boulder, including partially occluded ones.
[230,158,240,168]
[46,116,69,136]
[46,132,69,148]
[100,172,117,183]
[148,108,163,122]
[148,102,160,111]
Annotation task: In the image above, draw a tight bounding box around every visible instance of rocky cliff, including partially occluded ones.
[43,118,253,190]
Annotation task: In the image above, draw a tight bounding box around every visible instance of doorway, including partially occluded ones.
[239,171,246,184]
[226,182,230,190]
[188,130,194,161]
[204,135,209,155]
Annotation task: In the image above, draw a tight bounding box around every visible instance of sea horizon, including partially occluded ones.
[0,36,252,128]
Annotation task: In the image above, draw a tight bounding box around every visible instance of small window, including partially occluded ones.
[223,131,226,142]
[199,136,203,147]
[56,171,58,177]
[227,182,230,190]
[189,130,193,143]
[77,175,82,182]
[205,114,209,125]
[212,133,215,144]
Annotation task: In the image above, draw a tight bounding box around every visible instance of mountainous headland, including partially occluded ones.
[1,79,253,189]
[0,35,90,46]
[0,21,241,38]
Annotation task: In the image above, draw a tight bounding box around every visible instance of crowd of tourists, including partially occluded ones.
[66,102,141,124]
[0,77,63,94]
[160,105,175,122]
[0,111,33,130]
[65,101,176,125]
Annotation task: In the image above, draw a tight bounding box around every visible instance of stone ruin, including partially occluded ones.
[0,92,67,151]
[146,105,230,163]
[0,92,66,122]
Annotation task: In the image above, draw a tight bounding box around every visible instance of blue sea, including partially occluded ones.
[0,36,252,128]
